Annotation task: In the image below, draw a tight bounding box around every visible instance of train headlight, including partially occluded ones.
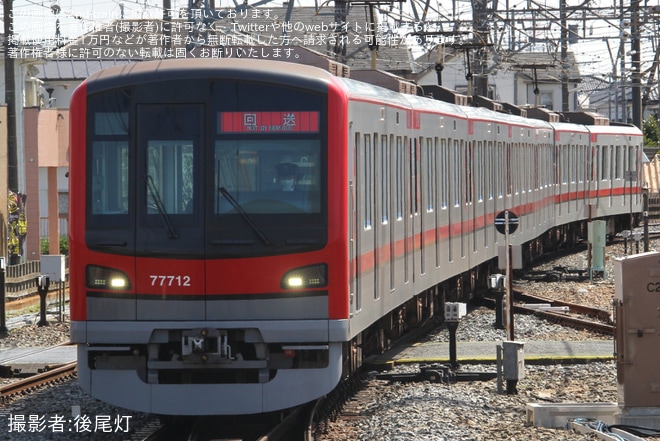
[86,265,131,290]
[281,264,327,289]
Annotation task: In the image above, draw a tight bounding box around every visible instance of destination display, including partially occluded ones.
[219,111,320,134]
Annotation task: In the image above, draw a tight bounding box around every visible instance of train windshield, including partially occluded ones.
[85,80,327,258]
[215,140,321,215]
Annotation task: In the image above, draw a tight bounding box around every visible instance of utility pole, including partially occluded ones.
[471,0,491,97]
[631,0,642,128]
[560,0,569,112]
[3,0,18,193]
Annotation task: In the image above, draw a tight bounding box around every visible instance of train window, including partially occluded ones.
[453,139,461,206]
[215,139,321,214]
[90,140,129,215]
[465,141,473,204]
[582,145,588,183]
[138,104,200,221]
[411,138,419,215]
[495,141,502,198]
[87,91,131,221]
[562,145,569,185]
[628,146,637,173]
[95,112,128,135]
[486,141,493,199]
[146,141,194,215]
[395,137,404,220]
[440,138,448,209]
[533,145,540,191]
[506,143,513,196]
[364,133,373,230]
[475,141,483,202]
[425,137,435,212]
[529,143,534,192]
[381,135,389,224]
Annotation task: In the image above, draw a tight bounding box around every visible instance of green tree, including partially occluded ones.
[643,115,660,147]
[40,236,69,255]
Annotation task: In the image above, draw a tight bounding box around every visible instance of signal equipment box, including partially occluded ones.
[614,252,660,428]
[444,302,467,322]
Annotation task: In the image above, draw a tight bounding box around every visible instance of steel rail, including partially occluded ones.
[0,361,77,400]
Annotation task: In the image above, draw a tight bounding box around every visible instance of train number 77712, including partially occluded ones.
[149,275,192,287]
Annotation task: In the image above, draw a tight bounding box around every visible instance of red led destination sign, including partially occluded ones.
[219,111,320,134]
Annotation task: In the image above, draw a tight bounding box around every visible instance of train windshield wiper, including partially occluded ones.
[218,187,273,246]
[146,175,179,239]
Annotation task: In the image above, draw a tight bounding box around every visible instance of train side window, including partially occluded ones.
[487,140,493,199]
[465,141,473,204]
[496,141,503,198]
[364,133,373,230]
[425,137,435,212]
[440,138,448,209]
[453,139,461,207]
[506,142,513,196]
[475,140,483,202]
[411,137,419,215]
[395,136,404,220]
[381,135,389,224]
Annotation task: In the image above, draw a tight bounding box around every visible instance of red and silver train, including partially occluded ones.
[69,58,643,416]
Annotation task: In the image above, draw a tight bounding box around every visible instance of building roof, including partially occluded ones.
[412,48,582,84]
[502,51,582,83]
[38,58,139,81]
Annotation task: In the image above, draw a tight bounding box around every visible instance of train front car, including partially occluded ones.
[69,59,350,416]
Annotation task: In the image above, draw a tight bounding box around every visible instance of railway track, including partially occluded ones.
[513,289,614,335]
[0,361,77,403]
[135,404,311,441]
[482,290,614,335]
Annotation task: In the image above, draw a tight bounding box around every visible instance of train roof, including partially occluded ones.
[551,121,642,137]
[334,76,415,109]
[463,105,552,129]
[83,58,336,94]
[80,58,634,139]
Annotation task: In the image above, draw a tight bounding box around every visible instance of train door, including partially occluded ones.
[134,103,206,320]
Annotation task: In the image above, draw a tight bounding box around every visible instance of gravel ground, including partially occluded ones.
[315,238,660,441]
[0,236,658,440]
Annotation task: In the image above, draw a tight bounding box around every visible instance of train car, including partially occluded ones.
[69,58,643,416]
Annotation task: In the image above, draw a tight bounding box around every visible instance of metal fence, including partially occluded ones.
[649,193,660,219]
[4,259,69,300]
